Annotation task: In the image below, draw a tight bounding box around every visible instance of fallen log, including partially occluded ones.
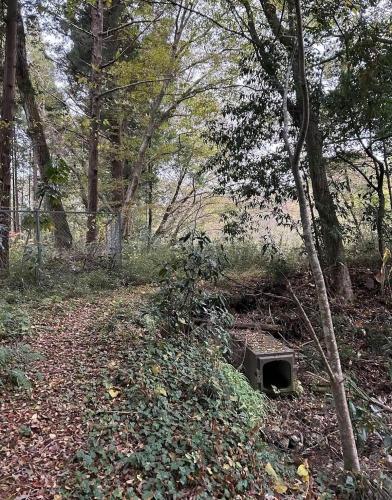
[231,321,280,332]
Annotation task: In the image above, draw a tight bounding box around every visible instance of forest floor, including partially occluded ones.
[0,287,149,499]
[224,268,392,494]
[0,272,391,498]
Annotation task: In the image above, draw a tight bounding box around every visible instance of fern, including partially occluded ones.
[0,344,41,389]
[0,303,30,339]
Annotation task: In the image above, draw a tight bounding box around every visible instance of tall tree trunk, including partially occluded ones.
[342,170,363,243]
[283,0,360,472]
[122,93,167,228]
[32,156,38,207]
[245,0,353,301]
[102,0,126,213]
[306,116,353,300]
[86,0,104,243]
[0,0,17,270]
[152,169,186,241]
[304,174,322,259]
[121,4,189,231]
[382,141,392,210]
[16,11,72,248]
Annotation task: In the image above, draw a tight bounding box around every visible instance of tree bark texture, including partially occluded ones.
[305,114,353,300]
[102,0,126,212]
[16,11,73,248]
[146,162,153,245]
[0,0,18,270]
[376,167,385,257]
[109,119,124,210]
[12,131,20,231]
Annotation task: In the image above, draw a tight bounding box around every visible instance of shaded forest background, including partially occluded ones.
[0,0,391,279]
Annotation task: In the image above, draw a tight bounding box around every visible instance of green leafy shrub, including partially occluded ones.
[263,248,304,284]
[76,269,119,291]
[223,239,303,281]
[347,377,392,452]
[64,236,294,498]
[345,237,380,267]
[223,240,265,273]
[147,231,232,347]
[365,325,392,356]
[123,242,175,283]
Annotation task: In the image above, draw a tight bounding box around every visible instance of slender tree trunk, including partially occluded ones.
[283,0,360,472]
[102,0,126,213]
[121,5,189,231]
[110,119,124,211]
[16,11,72,248]
[120,78,176,232]
[12,127,19,231]
[343,169,362,242]
[382,142,392,210]
[0,0,17,270]
[28,171,31,207]
[32,157,38,207]
[121,94,166,230]
[377,173,385,258]
[147,162,153,246]
[86,0,104,243]
[304,174,322,259]
[152,170,186,241]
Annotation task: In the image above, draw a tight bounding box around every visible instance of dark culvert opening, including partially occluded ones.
[227,293,258,313]
[262,360,292,390]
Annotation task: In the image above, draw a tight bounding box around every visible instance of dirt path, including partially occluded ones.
[0,294,119,499]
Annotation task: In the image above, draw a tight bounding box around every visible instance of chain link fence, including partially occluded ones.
[0,208,122,282]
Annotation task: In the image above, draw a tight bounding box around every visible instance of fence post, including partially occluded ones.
[34,208,42,284]
[116,211,122,268]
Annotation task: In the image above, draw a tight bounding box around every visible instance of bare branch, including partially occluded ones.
[99,79,170,98]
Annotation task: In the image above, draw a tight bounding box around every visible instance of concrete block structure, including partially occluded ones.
[233,329,295,394]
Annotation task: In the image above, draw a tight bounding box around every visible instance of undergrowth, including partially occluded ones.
[64,233,305,498]
[65,304,296,498]
[0,344,41,389]
[1,237,306,304]
[0,302,38,389]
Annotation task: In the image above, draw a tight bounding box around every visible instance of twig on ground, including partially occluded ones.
[95,410,133,415]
